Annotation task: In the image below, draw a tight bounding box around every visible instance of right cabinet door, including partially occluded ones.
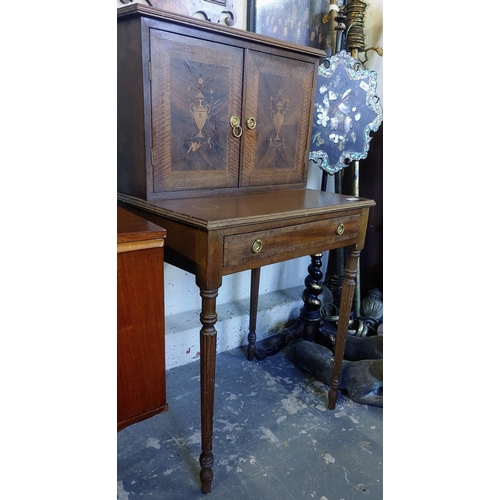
[240,50,316,188]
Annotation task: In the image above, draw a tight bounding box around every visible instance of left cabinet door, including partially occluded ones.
[150,28,243,195]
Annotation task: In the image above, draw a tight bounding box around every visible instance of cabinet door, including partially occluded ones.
[150,29,243,194]
[240,50,315,188]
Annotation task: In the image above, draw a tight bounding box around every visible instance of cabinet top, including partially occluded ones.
[117,206,166,245]
[117,3,326,60]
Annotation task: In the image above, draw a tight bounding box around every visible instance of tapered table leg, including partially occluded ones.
[247,267,261,361]
[199,288,218,494]
[328,248,360,410]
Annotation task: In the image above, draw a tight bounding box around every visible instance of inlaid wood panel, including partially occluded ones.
[151,29,243,193]
[240,50,315,188]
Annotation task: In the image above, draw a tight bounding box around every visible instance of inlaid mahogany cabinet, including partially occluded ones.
[117,206,167,432]
[117,4,375,495]
[118,4,323,200]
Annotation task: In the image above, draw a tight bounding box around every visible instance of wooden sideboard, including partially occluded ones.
[117,206,168,432]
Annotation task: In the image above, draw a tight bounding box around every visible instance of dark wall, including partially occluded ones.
[358,122,383,294]
[322,122,383,301]
[339,122,383,295]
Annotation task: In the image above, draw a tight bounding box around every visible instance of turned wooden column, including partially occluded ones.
[300,253,323,341]
[198,287,219,494]
[253,253,325,360]
[328,247,360,409]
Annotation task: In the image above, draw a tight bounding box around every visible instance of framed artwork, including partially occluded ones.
[247,0,332,50]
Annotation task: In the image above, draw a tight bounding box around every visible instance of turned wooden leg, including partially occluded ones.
[328,249,360,410]
[199,288,218,494]
[247,267,261,361]
[300,253,323,341]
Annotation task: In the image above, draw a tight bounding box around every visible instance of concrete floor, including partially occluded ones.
[117,341,383,500]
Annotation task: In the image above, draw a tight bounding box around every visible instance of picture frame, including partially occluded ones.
[247,0,332,50]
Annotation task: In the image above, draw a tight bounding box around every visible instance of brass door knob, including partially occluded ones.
[230,115,242,137]
[335,223,345,235]
[246,116,257,129]
[251,239,263,253]
[230,115,240,128]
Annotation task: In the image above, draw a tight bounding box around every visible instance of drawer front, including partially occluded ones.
[223,214,360,268]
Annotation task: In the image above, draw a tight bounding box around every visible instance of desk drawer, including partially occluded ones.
[223,214,359,267]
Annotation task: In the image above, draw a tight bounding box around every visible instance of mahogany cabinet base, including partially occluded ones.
[118,406,168,433]
[117,207,168,432]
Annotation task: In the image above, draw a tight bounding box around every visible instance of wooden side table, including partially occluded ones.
[117,206,168,432]
[118,188,375,492]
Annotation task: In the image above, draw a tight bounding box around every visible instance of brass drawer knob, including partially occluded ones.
[251,239,263,254]
[336,223,345,235]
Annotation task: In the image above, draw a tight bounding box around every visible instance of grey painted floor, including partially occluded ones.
[117,341,383,500]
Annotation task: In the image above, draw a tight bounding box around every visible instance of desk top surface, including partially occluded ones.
[118,189,375,230]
